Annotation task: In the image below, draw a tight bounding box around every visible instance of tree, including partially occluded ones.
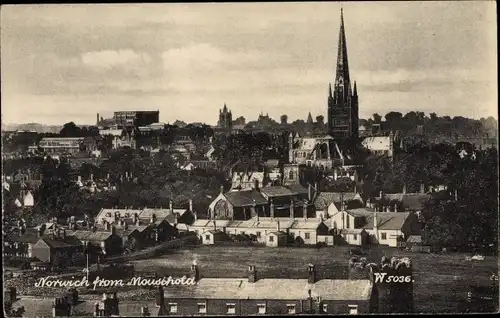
[372,113,382,124]
[280,115,288,125]
[124,237,141,253]
[385,112,403,131]
[234,116,246,125]
[316,115,324,124]
[60,122,83,137]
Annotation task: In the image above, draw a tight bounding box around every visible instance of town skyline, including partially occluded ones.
[1,2,497,126]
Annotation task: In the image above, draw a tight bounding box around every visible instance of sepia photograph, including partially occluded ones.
[1,1,498,316]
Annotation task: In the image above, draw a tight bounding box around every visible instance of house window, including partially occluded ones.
[287,304,296,314]
[322,303,328,313]
[348,305,358,315]
[346,215,350,228]
[289,171,294,180]
[256,232,261,238]
[197,303,206,313]
[269,236,274,242]
[205,234,210,241]
[168,303,177,313]
[226,303,236,314]
[353,234,357,240]
[324,237,329,243]
[305,233,310,240]
[381,233,387,240]
[257,304,266,314]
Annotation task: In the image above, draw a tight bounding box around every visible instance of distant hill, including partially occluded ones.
[2,123,62,134]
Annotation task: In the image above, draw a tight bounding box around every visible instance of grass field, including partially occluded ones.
[131,245,498,313]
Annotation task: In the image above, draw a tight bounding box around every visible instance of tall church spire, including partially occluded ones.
[335,8,350,98]
[328,7,359,139]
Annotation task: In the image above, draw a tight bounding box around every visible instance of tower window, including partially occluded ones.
[289,171,294,180]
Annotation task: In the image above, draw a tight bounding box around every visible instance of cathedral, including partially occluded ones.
[327,9,359,139]
[217,103,232,130]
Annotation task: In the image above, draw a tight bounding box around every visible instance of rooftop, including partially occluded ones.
[165,278,372,301]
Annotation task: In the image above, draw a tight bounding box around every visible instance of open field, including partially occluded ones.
[131,245,499,313]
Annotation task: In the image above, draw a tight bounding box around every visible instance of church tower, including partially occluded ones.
[217,103,233,130]
[328,9,359,139]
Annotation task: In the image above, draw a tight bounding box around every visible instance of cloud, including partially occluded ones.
[81,49,152,70]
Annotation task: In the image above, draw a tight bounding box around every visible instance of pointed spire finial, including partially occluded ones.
[353,81,357,95]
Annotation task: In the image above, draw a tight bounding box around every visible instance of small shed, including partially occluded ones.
[200,230,228,245]
[266,231,287,247]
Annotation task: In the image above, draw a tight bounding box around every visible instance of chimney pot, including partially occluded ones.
[191,263,200,282]
[307,264,316,284]
[248,265,257,283]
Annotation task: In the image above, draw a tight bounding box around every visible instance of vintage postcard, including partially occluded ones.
[1,2,498,317]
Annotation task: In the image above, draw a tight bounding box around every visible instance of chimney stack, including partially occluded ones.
[254,179,259,190]
[220,185,224,194]
[308,183,312,201]
[151,213,157,224]
[276,220,280,232]
[155,286,164,308]
[402,183,407,194]
[141,306,150,317]
[374,212,379,242]
[270,199,275,218]
[289,199,294,219]
[189,199,193,212]
[169,201,173,213]
[420,181,425,194]
[307,264,316,284]
[248,265,257,283]
[104,221,110,231]
[191,261,200,282]
[90,173,94,181]
[303,200,308,220]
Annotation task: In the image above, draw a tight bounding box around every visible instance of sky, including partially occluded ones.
[1,2,497,126]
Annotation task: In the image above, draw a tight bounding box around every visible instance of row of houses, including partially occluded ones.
[5,201,197,263]
[6,256,422,316]
[190,207,420,248]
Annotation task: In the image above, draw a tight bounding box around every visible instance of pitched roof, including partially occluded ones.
[289,219,324,230]
[38,235,82,249]
[191,219,232,228]
[11,297,160,318]
[139,208,171,221]
[224,190,268,207]
[285,184,309,195]
[6,228,39,244]
[165,278,372,301]
[406,235,423,244]
[68,230,113,242]
[383,193,431,211]
[344,209,412,231]
[260,186,295,197]
[314,192,362,210]
[362,136,392,151]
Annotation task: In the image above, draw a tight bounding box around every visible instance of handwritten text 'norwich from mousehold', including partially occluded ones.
[34,276,197,290]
